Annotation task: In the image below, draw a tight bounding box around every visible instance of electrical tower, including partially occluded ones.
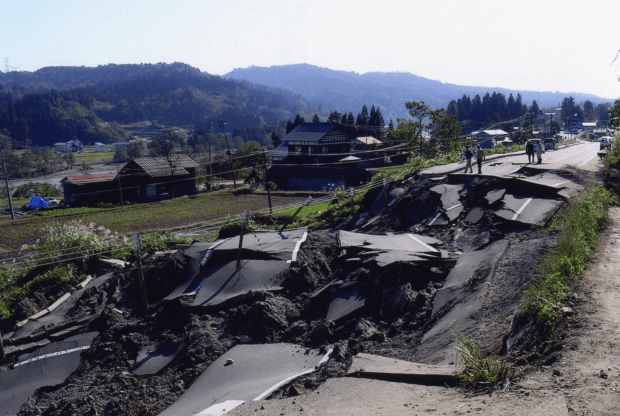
[4,58,19,73]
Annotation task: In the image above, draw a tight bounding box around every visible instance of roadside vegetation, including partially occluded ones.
[0,220,191,320]
[453,331,520,390]
[525,187,617,335]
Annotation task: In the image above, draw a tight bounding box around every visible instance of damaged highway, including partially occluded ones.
[0,148,602,416]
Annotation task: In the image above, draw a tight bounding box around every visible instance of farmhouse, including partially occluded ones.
[117,155,199,203]
[471,129,508,148]
[61,155,199,207]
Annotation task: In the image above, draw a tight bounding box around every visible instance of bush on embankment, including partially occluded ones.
[524,187,617,335]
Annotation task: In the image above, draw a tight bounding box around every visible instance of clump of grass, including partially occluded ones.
[525,187,617,335]
[140,231,193,254]
[453,331,520,389]
[40,220,124,261]
[0,265,79,319]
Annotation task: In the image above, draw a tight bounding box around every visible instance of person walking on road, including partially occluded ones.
[463,146,473,173]
[536,141,543,164]
[526,140,534,163]
[476,145,486,174]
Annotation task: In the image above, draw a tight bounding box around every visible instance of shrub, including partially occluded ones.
[525,187,617,334]
[453,331,520,389]
[12,182,63,199]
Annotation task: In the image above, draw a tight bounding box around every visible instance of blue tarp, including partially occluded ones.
[29,196,48,209]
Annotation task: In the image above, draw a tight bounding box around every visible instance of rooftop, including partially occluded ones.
[61,172,117,185]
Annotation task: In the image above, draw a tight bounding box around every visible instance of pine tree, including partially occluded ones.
[286,120,295,134]
[312,113,320,123]
[357,104,369,125]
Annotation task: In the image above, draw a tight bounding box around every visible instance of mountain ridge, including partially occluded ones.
[224,63,613,121]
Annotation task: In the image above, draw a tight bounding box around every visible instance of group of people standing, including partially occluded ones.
[462,144,486,174]
[525,140,543,164]
[463,139,543,175]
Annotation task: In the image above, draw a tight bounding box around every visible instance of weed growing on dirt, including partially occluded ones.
[0,265,78,319]
[453,331,520,390]
[40,220,121,261]
[139,231,193,254]
[525,187,617,335]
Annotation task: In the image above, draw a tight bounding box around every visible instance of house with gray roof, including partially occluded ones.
[61,155,199,207]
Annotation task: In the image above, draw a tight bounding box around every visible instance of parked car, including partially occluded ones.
[543,138,557,151]
[43,197,59,207]
[600,136,613,151]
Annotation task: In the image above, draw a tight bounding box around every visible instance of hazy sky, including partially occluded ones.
[3,0,620,100]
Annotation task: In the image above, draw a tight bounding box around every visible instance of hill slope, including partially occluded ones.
[224,64,611,120]
[0,63,319,148]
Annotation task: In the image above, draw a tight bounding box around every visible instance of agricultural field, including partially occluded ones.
[0,189,308,252]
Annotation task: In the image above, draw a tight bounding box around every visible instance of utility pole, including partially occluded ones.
[208,122,213,189]
[1,150,15,220]
[236,210,249,270]
[117,164,124,208]
[530,112,533,137]
[219,119,237,189]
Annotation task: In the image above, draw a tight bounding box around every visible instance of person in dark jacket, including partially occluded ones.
[476,145,486,174]
[463,146,473,173]
[526,140,534,163]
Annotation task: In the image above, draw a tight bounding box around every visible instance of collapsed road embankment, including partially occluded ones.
[0,157,599,416]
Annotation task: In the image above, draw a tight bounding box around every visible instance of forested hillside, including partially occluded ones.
[0,63,319,149]
[224,64,612,121]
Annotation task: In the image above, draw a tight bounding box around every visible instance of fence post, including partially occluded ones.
[383,178,388,211]
[267,188,273,215]
[133,234,149,310]
[0,330,5,361]
[236,210,249,270]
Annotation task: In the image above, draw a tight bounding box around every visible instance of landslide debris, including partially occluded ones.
[5,171,578,415]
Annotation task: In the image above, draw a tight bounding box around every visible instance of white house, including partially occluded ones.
[95,142,106,152]
[54,142,68,153]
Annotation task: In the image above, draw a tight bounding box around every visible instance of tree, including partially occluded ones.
[583,100,595,121]
[328,111,342,123]
[609,100,620,129]
[406,101,432,132]
[293,114,305,127]
[285,120,295,134]
[356,104,369,125]
[312,113,320,123]
[530,100,541,116]
[596,103,611,122]
[429,109,462,155]
[270,132,282,147]
[150,130,181,175]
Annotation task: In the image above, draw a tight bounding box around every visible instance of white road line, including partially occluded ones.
[406,234,439,253]
[445,203,462,211]
[512,198,533,220]
[201,239,228,265]
[287,231,308,264]
[579,154,597,166]
[14,345,90,367]
[195,347,334,415]
[428,213,441,226]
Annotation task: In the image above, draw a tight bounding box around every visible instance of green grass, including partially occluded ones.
[276,203,330,216]
[74,151,115,162]
[524,187,617,335]
[453,331,520,389]
[0,189,302,251]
